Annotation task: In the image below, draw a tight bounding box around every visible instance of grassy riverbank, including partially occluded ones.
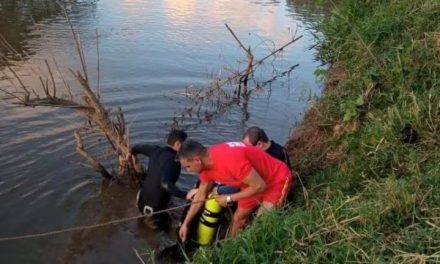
[194,0,440,262]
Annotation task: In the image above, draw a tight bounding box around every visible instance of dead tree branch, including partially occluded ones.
[0,7,143,183]
[173,27,302,128]
[74,129,112,179]
[5,64,31,103]
[225,24,254,97]
[45,59,57,98]
[220,35,303,88]
[225,23,249,54]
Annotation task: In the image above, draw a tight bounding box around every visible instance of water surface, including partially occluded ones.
[0,0,327,263]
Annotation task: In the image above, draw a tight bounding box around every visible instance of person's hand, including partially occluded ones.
[125,152,133,162]
[186,188,198,200]
[215,195,228,207]
[212,186,219,195]
[179,223,189,242]
[126,152,139,165]
[125,152,142,173]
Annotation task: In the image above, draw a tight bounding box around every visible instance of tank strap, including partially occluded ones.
[203,209,222,218]
[199,216,219,228]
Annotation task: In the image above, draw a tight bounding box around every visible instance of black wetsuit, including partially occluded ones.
[266,140,292,170]
[131,144,186,215]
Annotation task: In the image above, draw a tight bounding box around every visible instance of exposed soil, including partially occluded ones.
[285,62,347,176]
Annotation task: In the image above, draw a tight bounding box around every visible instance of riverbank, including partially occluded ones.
[194,0,440,262]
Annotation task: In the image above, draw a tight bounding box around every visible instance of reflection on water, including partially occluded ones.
[0,0,327,263]
[0,0,98,61]
[0,0,58,59]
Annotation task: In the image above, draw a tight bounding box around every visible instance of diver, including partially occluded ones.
[242,126,292,169]
[127,129,188,230]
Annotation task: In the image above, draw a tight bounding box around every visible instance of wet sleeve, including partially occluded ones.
[131,144,159,157]
[160,159,187,199]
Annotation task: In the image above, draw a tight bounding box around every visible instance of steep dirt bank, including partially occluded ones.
[194,0,440,261]
[285,62,347,176]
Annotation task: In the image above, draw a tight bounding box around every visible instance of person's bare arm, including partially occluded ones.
[185,188,199,200]
[179,181,213,241]
[216,168,266,206]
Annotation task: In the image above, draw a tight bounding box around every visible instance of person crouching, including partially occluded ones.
[177,140,293,241]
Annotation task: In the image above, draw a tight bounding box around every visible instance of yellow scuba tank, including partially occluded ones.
[196,196,222,245]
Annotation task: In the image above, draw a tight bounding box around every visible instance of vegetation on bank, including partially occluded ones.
[194,0,440,263]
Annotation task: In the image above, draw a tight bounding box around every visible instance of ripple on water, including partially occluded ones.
[62,179,94,201]
[19,178,51,199]
[34,190,55,202]
[20,188,39,199]
[0,176,31,196]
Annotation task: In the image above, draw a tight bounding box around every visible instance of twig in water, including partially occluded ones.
[96,29,100,99]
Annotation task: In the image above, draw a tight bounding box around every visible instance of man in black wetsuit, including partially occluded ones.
[128,129,188,229]
[241,126,296,202]
[242,126,292,169]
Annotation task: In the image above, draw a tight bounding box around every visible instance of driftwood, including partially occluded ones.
[172,24,302,128]
[0,5,143,184]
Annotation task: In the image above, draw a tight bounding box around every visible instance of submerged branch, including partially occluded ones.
[225,23,249,55]
[74,129,112,179]
[219,35,303,88]
[44,59,57,98]
[173,29,302,128]
[4,64,30,102]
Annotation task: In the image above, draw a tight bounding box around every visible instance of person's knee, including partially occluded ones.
[257,202,275,216]
[262,201,275,210]
[232,210,250,227]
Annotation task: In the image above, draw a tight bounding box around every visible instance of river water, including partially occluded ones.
[0,0,327,263]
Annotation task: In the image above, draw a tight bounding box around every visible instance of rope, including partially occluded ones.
[0,199,209,242]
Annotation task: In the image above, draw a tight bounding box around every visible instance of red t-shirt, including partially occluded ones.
[200,142,290,189]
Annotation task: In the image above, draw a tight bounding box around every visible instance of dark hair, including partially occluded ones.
[242,126,269,145]
[178,140,207,160]
[167,129,187,145]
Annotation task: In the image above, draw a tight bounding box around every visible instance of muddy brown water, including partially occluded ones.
[0,0,327,263]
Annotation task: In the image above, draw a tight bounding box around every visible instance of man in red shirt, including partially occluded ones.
[178,140,293,241]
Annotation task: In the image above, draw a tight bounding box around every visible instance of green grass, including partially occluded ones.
[193,0,440,263]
